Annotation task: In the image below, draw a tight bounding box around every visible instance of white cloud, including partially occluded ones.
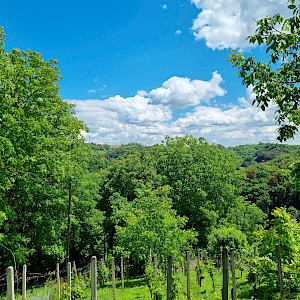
[137,90,148,97]
[148,72,226,109]
[191,0,291,50]
[172,89,280,145]
[67,94,173,144]
[162,4,167,10]
[175,30,182,36]
[67,76,300,146]
[69,95,172,127]
[88,89,97,93]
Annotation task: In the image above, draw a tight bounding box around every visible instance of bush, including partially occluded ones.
[207,226,248,257]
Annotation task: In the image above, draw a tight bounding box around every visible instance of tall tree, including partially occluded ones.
[150,136,244,244]
[0,27,101,269]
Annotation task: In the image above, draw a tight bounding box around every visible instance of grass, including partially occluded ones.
[2,267,250,299]
[3,265,297,299]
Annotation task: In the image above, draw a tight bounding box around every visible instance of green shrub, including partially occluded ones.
[207,226,248,257]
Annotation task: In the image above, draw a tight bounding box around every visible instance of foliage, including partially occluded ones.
[195,260,205,287]
[225,197,266,242]
[206,259,216,292]
[241,155,300,219]
[195,260,205,275]
[228,0,300,141]
[90,142,146,161]
[149,135,246,245]
[98,135,266,258]
[60,275,87,300]
[71,271,87,300]
[0,211,7,242]
[228,143,300,167]
[145,261,165,299]
[207,226,248,257]
[0,27,104,270]
[286,159,300,193]
[112,184,197,265]
[98,259,110,285]
[251,208,300,295]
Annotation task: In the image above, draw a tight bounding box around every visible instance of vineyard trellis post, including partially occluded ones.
[91,256,97,300]
[222,247,229,300]
[67,261,71,300]
[66,181,72,266]
[167,255,174,300]
[186,251,191,299]
[121,256,125,291]
[56,263,60,299]
[22,264,26,300]
[72,261,77,277]
[112,256,116,300]
[230,248,237,300]
[7,266,15,300]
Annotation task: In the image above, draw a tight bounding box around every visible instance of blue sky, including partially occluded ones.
[1,0,297,146]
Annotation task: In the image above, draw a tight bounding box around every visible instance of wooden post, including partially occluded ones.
[154,254,158,279]
[7,266,15,300]
[22,264,26,300]
[230,249,237,300]
[112,257,116,300]
[167,255,174,300]
[91,256,97,300]
[222,247,229,300]
[121,256,125,291]
[67,262,71,300]
[72,261,77,277]
[220,247,223,271]
[276,244,284,300]
[56,263,61,299]
[186,251,191,299]
[66,180,72,265]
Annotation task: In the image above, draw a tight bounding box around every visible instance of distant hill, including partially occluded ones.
[227,143,300,167]
[89,141,300,169]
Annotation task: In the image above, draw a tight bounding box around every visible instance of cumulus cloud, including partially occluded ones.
[191,0,291,50]
[67,76,299,146]
[172,88,280,145]
[162,4,167,10]
[69,95,172,127]
[67,94,173,144]
[175,30,182,36]
[148,72,226,109]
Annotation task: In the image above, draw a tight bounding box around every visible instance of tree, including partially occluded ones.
[150,136,245,245]
[251,208,300,296]
[112,184,197,266]
[0,27,103,269]
[228,0,300,142]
